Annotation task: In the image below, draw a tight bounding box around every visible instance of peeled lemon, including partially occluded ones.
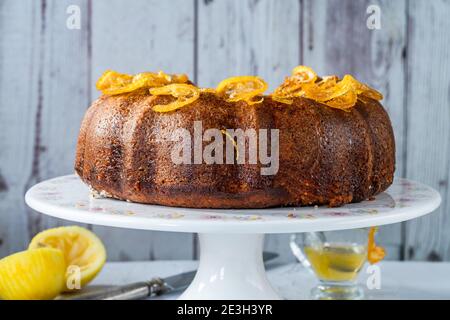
[0,248,66,300]
[29,226,106,290]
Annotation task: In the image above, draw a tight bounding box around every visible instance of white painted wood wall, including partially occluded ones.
[0,0,448,262]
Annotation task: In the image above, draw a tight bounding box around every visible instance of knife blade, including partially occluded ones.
[62,271,195,300]
[62,251,278,300]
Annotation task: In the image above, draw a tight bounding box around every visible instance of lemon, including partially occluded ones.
[0,248,66,300]
[29,226,106,290]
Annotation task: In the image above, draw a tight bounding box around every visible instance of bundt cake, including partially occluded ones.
[75,67,395,208]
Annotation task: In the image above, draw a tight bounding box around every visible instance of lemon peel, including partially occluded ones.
[221,129,239,160]
[367,227,386,264]
[29,226,106,290]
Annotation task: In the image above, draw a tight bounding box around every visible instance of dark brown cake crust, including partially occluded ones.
[75,92,395,208]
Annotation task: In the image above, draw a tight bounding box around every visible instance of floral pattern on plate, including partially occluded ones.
[25,175,440,233]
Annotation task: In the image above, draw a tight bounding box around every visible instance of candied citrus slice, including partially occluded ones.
[271,66,317,102]
[271,95,294,105]
[157,71,189,84]
[216,76,268,105]
[96,71,157,95]
[272,78,303,99]
[96,70,189,95]
[342,75,383,100]
[298,76,340,102]
[151,84,200,112]
[96,70,133,94]
[324,88,358,111]
[301,82,336,102]
[317,75,339,89]
[29,226,106,290]
[367,227,386,264]
[303,75,355,102]
[272,66,382,110]
[200,88,216,94]
[0,248,66,300]
[291,65,318,83]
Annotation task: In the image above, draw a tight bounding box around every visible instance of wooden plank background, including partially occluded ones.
[0,0,448,262]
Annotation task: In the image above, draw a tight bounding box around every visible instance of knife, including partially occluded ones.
[62,251,278,300]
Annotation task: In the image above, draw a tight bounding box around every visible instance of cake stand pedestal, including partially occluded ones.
[25,175,441,300]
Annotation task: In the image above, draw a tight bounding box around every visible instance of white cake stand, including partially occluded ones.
[25,175,440,300]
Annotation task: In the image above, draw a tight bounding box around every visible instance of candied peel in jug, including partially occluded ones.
[367,227,386,264]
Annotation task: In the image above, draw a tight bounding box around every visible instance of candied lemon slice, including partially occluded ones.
[301,83,335,102]
[271,95,294,105]
[304,75,351,102]
[96,70,156,95]
[200,88,216,94]
[156,71,189,84]
[272,66,317,103]
[324,89,357,111]
[96,70,189,95]
[342,75,383,100]
[216,76,268,105]
[367,227,386,264]
[318,75,339,89]
[150,84,200,112]
[96,70,133,94]
[291,65,317,83]
[272,66,382,110]
[272,78,303,101]
[294,75,339,103]
[28,226,106,290]
[0,248,66,300]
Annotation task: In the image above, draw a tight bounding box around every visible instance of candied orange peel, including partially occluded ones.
[272,66,383,110]
[150,84,200,113]
[96,70,189,95]
[367,227,386,264]
[216,76,268,105]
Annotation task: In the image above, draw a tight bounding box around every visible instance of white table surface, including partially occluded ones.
[89,260,450,300]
